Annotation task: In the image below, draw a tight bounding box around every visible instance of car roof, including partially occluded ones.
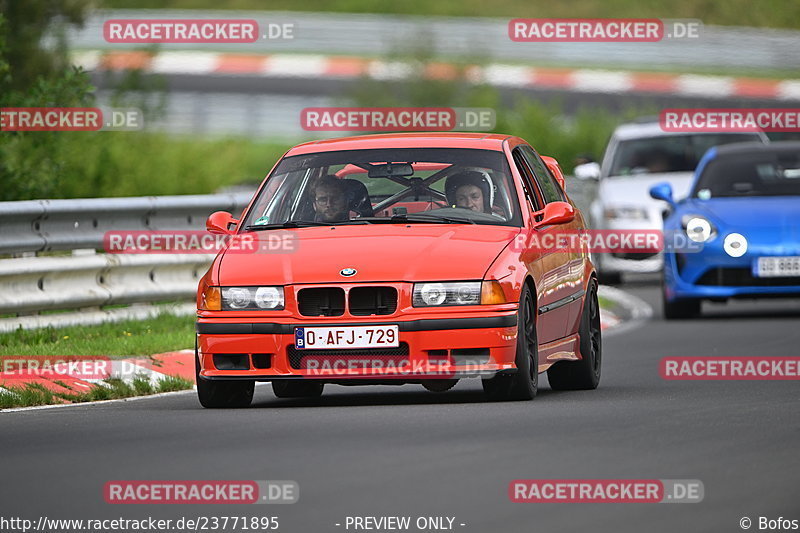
[286,132,513,155]
[611,121,765,141]
[712,140,800,157]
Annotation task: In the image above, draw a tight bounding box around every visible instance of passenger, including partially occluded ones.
[445,170,493,213]
[313,176,349,222]
[646,149,672,173]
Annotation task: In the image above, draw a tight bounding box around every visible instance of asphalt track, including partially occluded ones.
[2,281,799,533]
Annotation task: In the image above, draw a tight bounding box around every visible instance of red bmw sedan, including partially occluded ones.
[196,133,601,407]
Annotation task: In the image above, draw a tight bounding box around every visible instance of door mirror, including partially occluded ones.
[541,155,566,190]
[574,162,601,180]
[206,211,238,234]
[649,182,676,207]
[534,201,575,228]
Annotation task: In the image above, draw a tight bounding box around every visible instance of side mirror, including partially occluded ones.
[649,182,676,207]
[541,155,566,191]
[574,162,601,181]
[534,201,575,228]
[206,211,238,234]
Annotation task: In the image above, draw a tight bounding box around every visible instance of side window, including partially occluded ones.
[512,148,543,211]
[520,145,564,204]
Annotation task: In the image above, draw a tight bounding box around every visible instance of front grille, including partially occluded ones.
[696,267,800,287]
[298,287,345,316]
[288,342,410,369]
[349,286,398,316]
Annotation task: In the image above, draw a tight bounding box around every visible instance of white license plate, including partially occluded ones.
[753,256,800,277]
[294,325,399,349]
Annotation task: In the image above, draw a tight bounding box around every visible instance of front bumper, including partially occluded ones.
[196,313,519,381]
[665,238,800,300]
[593,216,664,275]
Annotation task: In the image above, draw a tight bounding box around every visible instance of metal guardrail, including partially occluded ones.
[0,193,252,329]
[0,193,251,254]
[0,253,214,315]
[67,10,800,71]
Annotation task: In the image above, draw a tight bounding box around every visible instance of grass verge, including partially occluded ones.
[0,374,195,409]
[0,313,195,357]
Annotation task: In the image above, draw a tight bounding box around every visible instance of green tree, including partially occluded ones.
[0,1,94,200]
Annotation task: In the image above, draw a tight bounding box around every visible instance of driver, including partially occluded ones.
[313,176,350,222]
[445,170,493,213]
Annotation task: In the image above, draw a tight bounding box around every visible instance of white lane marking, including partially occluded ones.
[598,285,653,337]
[151,51,219,74]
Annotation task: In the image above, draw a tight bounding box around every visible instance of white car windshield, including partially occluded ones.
[608,133,762,177]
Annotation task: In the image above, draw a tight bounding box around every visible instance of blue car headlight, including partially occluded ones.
[681,215,717,243]
[723,233,748,257]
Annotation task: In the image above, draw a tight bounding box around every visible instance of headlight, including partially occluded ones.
[723,233,748,258]
[413,282,481,307]
[604,206,649,220]
[681,215,717,243]
[221,286,284,310]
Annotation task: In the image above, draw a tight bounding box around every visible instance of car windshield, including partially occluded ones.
[241,148,521,228]
[693,149,800,198]
[608,133,762,177]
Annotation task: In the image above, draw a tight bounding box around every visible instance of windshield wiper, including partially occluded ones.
[355,214,476,224]
[244,220,333,231]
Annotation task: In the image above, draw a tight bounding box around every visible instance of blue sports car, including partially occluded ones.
[650,141,800,319]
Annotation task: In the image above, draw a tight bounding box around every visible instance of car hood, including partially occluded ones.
[217,224,521,285]
[601,172,694,207]
[682,196,800,232]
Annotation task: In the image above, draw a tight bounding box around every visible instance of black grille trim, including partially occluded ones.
[288,342,410,369]
[298,287,346,316]
[212,354,250,370]
[696,267,800,287]
[349,286,398,316]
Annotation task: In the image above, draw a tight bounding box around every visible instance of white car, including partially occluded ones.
[589,120,768,283]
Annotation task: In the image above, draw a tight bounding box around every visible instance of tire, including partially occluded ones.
[272,380,324,398]
[482,284,538,401]
[661,278,701,319]
[547,280,602,390]
[195,350,254,408]
[597,270,622,285]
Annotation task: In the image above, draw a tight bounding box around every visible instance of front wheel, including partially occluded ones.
[547,279,602,390]
[482,284,538,401]
[195,351,254,408]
